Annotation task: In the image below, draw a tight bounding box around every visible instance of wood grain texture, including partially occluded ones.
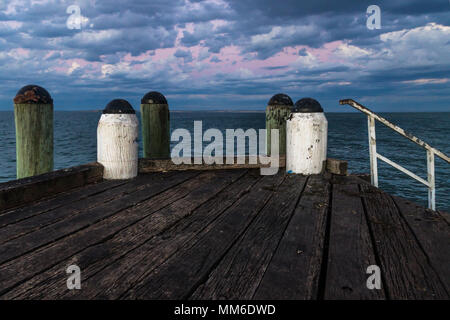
[14,103,53,179]
[324,182,385,300]
[0,170,243,299]
[253,174,330,300]
[0,162,103,211]
[266,105,291,155]
[0,168,448,300]
[0,179,127,229]
[191,174,307,299]
[360,184,449,299]
[122,172,286,299]
[141,103,170,159]
[286,113,327,175]
[59,169,257,300]
[0,171,199,295]
[139,156,287,173]
[392,196,450,293]
[0,175,181,264]
[0,173,171,244]
[97,114,139,180]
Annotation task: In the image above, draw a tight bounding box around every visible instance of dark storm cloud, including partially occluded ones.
[0,0,448,111]
[2,0,446,59]
[174,48,193,62]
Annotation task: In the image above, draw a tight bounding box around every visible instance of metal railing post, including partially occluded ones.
[368,115,378,187]
[427,149,435,210]
[341,99,449,210]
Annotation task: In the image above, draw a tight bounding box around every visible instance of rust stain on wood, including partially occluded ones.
[14,86,53,104]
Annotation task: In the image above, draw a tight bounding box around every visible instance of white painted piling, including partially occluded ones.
[97,99,139,179]
[286,98,327,175]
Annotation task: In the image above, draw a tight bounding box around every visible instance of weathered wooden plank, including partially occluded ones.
[324,182,385,299]
[122,172,286,299]
[437,210,450,225]
[333,174,370,186]
[0,163,104,211]
[326,158,348,175]
[140,157,342,173]
[0,176,141,233]
[54,170,259,299]
[0,170,242,298]
[139,156,286,172]
[190,174,307,299]
[352,173,371,183]
[0,172,176,244]
[360,184,449,299]
[392,196,450,293]
[0,179,128,227]
[141,102,170,159]
[266,103,291,155]
[253,174,331,300]
[14,102,53,179]
[0,171,197,267]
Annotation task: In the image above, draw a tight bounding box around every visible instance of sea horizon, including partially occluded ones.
[1,109,449,113]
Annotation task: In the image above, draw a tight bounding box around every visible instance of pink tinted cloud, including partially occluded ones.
[53,58,101,75]
[47,38,346,81]
[189,41,345,78]
[9,47,30,57]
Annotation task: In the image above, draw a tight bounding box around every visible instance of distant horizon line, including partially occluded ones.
[0,109,449,113]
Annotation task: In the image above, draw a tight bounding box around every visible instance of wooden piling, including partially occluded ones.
[265,93,293,156]
[97,99,139,180]
[140,91,170,159]
[286,98,327,175]
[13,85,53,179]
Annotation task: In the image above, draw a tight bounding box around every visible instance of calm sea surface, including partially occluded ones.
[0,111,449,211]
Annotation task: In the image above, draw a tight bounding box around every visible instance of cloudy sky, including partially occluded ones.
[0,0,449,111]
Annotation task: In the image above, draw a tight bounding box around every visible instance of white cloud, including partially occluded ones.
[0,20,23,29]
[251,25,316,47]
[380,23,450,44]
[292,51,318,69]
[334,43,372,58]
[328,23,450,73]
[373,23,450,67]
[67,61,80,75]
[73,29,121,44]
[401,78,449,85]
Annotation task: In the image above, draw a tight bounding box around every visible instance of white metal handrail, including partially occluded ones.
[340,99,450,210]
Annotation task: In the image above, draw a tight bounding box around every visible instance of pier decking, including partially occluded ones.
[0,167,449,300]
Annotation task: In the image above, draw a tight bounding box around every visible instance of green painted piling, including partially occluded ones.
[140,91,170,159]
[13,85,54,179]
[266,93,293,156]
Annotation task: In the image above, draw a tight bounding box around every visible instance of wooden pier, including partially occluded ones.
[0,161,448,300]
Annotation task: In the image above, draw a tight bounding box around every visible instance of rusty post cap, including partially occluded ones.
[103,99,135,114]
[141,91,168,105]
[293,98,323,113]
[268,93,293,107]
[14,85,53,104]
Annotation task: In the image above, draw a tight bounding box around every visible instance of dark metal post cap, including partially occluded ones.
[293,98,323,113]
[141,91,168,104]
[103,99,135,114]
[14,85,53,104]
[268,93,293,106]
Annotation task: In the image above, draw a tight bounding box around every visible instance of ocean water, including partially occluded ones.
[0,111,449,211]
